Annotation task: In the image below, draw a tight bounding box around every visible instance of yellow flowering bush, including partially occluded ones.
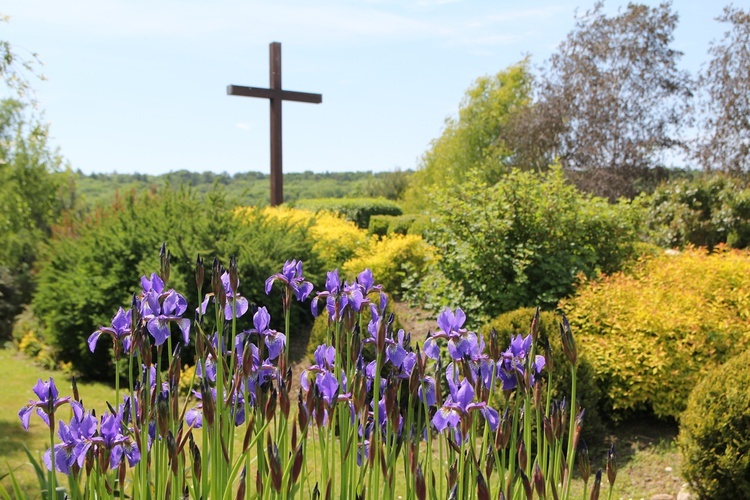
[562,246,750,419]
[343,234,437,297]
[240,206,371,271]
[179,364,197,395]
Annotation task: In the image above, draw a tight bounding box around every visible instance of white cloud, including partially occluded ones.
[235,122,252,130]
[5,0,567,48]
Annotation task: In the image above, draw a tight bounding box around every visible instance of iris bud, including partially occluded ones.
[533,462,545,499]
[606,444,617,487]
[195,254,205,291]
[235,466,246,500]
[559,314,578,366]
[530,307,540,342]
[590,469,602,500]
[520,469,532,499]
[292,445,304,484]
[477,470,490,500]
[415,463,426,500]
[578,439,591,484]
[229,255,239,295]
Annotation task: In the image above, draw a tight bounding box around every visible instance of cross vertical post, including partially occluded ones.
[228,42,322,206]
[269,42,283,206]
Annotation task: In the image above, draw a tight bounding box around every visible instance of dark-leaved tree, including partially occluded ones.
[694,6,750,176]
[528,2,694,200]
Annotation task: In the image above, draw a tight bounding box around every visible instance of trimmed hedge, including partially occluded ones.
[680,348,750,499]
[562,247,750,419]
[368,214,430,237]
[292,197,402,229]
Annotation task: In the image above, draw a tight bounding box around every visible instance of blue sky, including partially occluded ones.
[2,0,740,176]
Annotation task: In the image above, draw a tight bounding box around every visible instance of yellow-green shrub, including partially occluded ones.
[241,206,372,271]
[679,348,750,499]
[179,364,197,396]
[562,247,750,419]
[342,234,437,298]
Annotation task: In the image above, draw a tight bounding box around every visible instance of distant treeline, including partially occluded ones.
[74,169,412,207]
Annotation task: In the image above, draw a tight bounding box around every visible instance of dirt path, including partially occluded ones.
[392,300,434,342]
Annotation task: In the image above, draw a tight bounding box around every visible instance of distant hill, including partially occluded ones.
[73,169,412,208]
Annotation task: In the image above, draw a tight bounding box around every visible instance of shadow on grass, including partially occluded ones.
[600,414,679,464]
[0,419,36,458]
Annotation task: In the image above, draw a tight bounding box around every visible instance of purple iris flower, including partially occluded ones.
[385,329,408,369]
[186,388,246,428]
[265,259,314,301]
[398,352,417,379]
[313,344,336,370]
[497,334,546,391]
[74,412,140,471]
[141,273,165,294]
[424,307,476,361]
[197,271,249,321]
[88,307,132,354]
[239,307,286,361]
[196,356,217,383]
[316,371,339,406]
[311,269,341,318]
[141,288,190,347]
[311,269,368,320]
[43,401,97,474]
[437,307,467,336]
[357,269,382,295]
[374,396,403,434]
[418,376,437,406]
[19,378,71,430]
[432,378,499,437]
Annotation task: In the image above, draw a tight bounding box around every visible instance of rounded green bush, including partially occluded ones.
[679,348,750,499]
[482,307,605,445]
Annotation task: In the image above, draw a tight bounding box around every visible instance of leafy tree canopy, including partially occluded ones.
[405,60,532,209]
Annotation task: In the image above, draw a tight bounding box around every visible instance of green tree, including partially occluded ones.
[0,14,43,102]
[0,99,71,337]
[0,16,71,338]
[404,60,532,209]
[361,169,412,201]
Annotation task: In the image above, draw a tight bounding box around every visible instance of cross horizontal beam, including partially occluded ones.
[226,84,322,104]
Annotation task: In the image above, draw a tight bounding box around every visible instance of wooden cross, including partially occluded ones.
[228,42,322,206]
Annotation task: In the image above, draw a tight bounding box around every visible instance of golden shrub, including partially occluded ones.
[342,234,437,297]
[239,206,371,271]
[562,246,750,419]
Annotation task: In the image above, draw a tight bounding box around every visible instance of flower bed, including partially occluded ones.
[9,247,614,499]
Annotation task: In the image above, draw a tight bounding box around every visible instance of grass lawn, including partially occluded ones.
[0,344,688,499]
[0,346,117,496]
